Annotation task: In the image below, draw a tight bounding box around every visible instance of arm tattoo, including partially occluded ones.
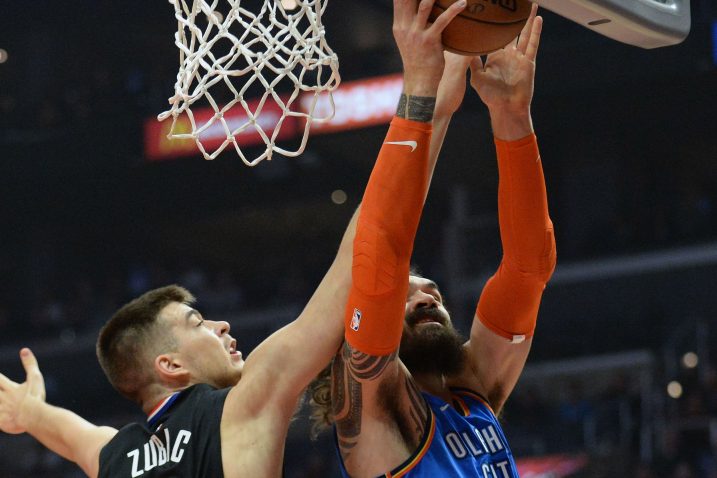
[333,343,398,457]
[345,346,396,381]
[396,93,436,123]
[332,353,362,452]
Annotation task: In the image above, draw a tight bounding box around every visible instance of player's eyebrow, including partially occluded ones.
[424,280,440,292]
[185,309,201,322]
[409,279,442,300]
[417,280,443,302]
[418,280,440,294]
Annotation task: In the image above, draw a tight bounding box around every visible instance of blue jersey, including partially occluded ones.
[337,387,518,478]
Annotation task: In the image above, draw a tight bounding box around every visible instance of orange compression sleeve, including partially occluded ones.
[344,117,432,356]
[476,134,557,343]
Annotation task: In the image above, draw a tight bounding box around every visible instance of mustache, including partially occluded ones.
[406,307,448,327]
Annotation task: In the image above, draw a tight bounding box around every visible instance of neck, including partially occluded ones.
[140,384,187,415]
[412,372,453,403]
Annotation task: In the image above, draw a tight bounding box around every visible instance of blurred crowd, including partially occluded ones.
[503,361,717,478]
[0,262,255,344]
[2,2,717,476]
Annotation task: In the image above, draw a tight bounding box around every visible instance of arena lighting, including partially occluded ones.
[682,351,699,369]
[145,74,403,161]
[667,381,683,399]
[0,49,8,64]
[535,0,690,48]
[331,189,347,205]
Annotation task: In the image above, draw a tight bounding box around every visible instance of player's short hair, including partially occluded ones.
[96,285,195,402]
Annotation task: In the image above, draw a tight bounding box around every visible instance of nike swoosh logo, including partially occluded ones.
[385,140,418,152]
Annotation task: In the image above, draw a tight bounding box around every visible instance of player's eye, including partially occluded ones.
[196,318,205,328]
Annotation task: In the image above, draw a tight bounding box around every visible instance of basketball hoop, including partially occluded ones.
[158,0,341,165]
[534,0,691,49]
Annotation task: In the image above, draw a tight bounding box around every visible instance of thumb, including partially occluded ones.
[469,56,484,75]
[469,56,484,85]
[20,348,45,398]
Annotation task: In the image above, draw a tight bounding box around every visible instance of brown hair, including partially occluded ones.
[96,285,195,402]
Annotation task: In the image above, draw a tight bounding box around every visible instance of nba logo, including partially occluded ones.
[350,308,362,332]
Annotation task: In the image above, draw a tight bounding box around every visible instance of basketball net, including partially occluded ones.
[158,0,340,164]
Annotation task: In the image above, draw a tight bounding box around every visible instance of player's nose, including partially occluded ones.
[411,290,438,311]
[209,320,231,336]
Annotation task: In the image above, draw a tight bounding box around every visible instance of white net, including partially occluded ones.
[158,0,340,164]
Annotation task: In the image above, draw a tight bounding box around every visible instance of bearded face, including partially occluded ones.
[399,276,466,377]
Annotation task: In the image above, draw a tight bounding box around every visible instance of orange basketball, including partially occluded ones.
[430,0,533,55]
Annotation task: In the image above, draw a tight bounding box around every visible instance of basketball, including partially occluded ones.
[430,0,533,55]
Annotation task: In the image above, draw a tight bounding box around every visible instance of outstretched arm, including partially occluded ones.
[233,205,358,415]
[332,0,469,474]
[461,6,557,414]
[232,2,471,420]
[0,348,117,477]
[430,52,473,179]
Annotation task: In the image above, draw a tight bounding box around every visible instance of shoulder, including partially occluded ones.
[170,385,232,432]
[448,387,496,416]
[444,346,502,411]
[222,375,294,428]
[98,422,147,470]
[101,422,146,447]
[175,384,231,413]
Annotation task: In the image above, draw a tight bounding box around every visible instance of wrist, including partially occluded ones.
[19,397,46,433]
[402,72,441,98]
[489,109,533,141]
[432,114,454,134]
[396,93,436,123]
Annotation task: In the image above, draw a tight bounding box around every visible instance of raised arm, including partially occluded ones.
[330,0,469,473]
[430,52,473,179]
[232,205,358,419]
[0,348,117,478]
[232,0,471,418]
[461,6,557,413]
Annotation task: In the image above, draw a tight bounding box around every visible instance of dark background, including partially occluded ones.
[1,0,716,476]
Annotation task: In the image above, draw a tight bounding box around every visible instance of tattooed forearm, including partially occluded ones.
[333,351,363,456]
[396,93,436,123]
[333,344,400,456]
[345,344,397,381]
[331,355,347,418]
[335,376,362,451]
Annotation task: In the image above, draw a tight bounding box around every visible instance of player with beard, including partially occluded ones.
[398,274,466,379]
[0,1,472,476]
[309,4,557,476]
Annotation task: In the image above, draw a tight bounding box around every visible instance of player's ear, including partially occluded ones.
[155,353,191,384]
